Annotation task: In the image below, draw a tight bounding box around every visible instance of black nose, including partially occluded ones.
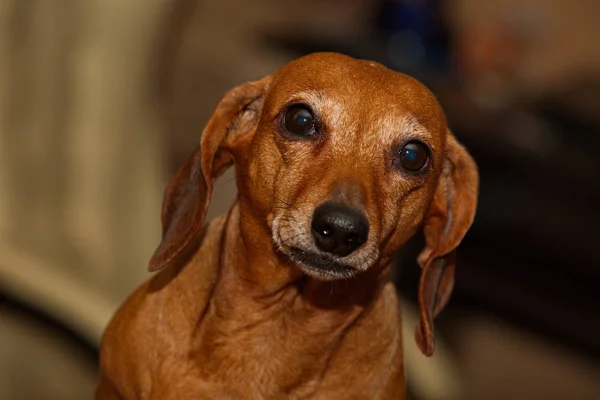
[311,203,369,257]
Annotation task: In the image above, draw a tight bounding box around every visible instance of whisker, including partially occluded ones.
[280,232,309,244]
[276,216,296,224]
[273,196,300,212]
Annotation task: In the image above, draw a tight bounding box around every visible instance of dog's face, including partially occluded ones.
[243,55,448,281]
[149,53,478,356]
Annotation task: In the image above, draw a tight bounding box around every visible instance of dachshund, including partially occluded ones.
[96,52,478,400]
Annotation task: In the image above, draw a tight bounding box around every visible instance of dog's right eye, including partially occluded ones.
[283,105,315,137]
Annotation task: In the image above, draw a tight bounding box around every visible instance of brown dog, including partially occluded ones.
[96,52,478,400]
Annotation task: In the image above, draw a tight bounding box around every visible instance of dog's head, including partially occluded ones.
[149,53,478,356]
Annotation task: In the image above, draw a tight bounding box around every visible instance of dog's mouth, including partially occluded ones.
[288,247,356,280]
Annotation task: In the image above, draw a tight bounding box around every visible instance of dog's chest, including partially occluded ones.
[148,293,402,399]
[150,342,394,400]
[192,315,339,396]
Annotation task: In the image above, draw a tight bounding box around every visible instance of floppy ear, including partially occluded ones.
[414,132,479,356]
[148,76,272,272]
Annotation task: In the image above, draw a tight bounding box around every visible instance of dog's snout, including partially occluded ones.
[311,203,369,257]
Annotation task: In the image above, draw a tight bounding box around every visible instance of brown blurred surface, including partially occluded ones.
[0,302,97,400]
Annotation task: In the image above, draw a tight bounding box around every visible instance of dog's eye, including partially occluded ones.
[284,105,315,136]
[397,141,430,172]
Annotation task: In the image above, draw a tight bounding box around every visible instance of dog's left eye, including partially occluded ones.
[283,105,315,137]
[396,141,430,173]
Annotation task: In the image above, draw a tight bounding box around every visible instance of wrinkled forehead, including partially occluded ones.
[264,54,446,135]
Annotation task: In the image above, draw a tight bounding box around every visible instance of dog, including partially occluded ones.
[96,52,478,400]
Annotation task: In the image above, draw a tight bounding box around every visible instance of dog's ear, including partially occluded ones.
[414,132,479,356]
[148,76,272,272]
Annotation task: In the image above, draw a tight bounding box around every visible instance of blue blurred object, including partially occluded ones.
[378,0,432,35]
[377,0,450,72]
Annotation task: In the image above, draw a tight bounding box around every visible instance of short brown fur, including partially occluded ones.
[96,53,479,399]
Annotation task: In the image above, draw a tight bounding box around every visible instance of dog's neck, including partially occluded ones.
[191,201,392,393]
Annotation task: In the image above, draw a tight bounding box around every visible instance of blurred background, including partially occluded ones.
[0,0,599,399]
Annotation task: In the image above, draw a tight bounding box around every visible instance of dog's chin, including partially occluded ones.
[288,247,356,281]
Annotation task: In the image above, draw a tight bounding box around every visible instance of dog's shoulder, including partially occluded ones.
[98,214,230,395]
